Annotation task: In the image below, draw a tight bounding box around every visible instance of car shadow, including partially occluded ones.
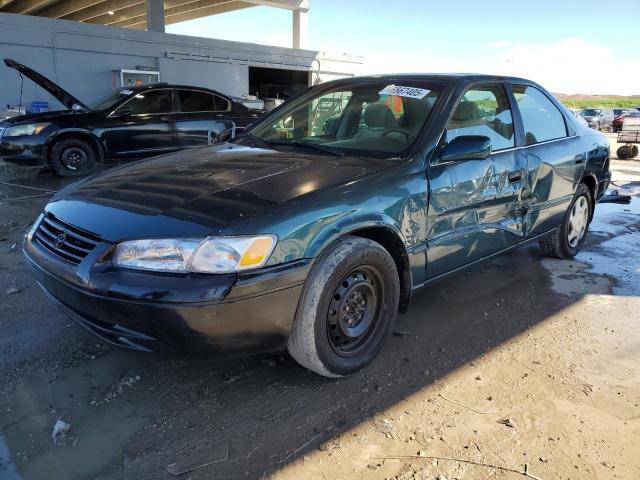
[99,237,615,480]
[1,170,636,480]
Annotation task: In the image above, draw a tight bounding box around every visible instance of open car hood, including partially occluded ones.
[3,58,91,112]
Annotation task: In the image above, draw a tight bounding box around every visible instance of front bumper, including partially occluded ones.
[0,135,48,166]
[24,230,310,353]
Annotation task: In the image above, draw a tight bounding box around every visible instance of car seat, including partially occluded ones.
[353,103,397,141]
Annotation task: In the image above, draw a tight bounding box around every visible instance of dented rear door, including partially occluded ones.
[509,84,584,236]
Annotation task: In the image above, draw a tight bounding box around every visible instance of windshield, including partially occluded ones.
[580,108,600,117]
[90,89,133,111]
[243,81,442,157]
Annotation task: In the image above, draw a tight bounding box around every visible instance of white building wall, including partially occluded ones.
[0,12,361,112]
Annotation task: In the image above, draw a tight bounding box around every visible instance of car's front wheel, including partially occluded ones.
[288,236,400,377]
[539,183,592,259]
[50,137,96,177]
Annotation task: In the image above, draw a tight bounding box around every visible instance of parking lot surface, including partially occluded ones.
[1,133,639,480]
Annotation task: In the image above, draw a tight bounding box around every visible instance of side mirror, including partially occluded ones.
[113,107,132,118]
[439,135,492,162]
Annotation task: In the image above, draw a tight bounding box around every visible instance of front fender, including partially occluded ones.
[304,214,406,259]
[48,128,106,161]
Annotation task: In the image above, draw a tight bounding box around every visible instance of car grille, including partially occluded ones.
[34,213,100,265]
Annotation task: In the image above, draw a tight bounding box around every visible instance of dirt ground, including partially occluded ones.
[1,132,639,480]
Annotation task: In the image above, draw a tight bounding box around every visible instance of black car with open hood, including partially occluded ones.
[0,58,264,176]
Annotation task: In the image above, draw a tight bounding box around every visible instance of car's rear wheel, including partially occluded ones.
[617,145,631,160]
[539,183,592,259]
[287,236,400,377]
[50,137,96,177]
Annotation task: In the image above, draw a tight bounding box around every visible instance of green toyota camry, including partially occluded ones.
[24,74,611,377]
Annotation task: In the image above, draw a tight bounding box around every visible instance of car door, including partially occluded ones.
[509,84,586,237]
[604,109,614,128]
[174,89,236,147]
[102,89,177,158]
[425,83,528,280]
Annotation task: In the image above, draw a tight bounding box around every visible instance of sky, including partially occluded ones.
[167,0,640,95]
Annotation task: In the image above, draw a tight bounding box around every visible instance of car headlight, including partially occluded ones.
[112,235,277,274]
[1,123,51,137]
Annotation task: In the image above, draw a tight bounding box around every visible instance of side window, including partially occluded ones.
[123,90,172,115]
[214,95,231,112]
[178,90,216,113]
[512,85,567,145]
[446,85,514,151]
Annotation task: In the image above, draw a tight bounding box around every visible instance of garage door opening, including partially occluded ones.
[249,66,310,105]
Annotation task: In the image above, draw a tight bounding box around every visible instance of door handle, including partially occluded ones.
[508,169,524,183]
[160,116,171,122]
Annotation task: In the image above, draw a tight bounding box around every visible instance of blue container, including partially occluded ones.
[31,101,49,113]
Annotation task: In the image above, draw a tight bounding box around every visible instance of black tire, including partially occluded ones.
[287,236,400,377]
[631,145,639,159]
[539,183,592,259]
[617,146,631,160]
[50,137,96,177]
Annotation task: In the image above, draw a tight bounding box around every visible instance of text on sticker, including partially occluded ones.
[378,85,430,99]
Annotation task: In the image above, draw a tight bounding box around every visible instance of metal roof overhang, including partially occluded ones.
[0,0,308,30]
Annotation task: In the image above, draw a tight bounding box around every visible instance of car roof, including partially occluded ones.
[323,72,537,86]
[125,83,232,97]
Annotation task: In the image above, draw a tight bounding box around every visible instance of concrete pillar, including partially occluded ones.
[146,0,165,32]
[292,8,308,49]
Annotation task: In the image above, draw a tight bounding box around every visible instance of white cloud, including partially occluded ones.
[361,37,640,95]
[487,40,512,49]
[489,37,639,95]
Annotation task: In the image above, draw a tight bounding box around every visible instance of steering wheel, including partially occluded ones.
[380,127,415,140]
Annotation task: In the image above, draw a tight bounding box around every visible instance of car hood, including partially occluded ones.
[1,109,91,126]
[45,144,394,241]
[4,58,90,112]
[581,115,597,121]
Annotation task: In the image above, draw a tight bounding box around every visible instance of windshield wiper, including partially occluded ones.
[267,139,345,157]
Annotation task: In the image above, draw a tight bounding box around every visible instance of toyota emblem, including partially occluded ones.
[54,233,67,249]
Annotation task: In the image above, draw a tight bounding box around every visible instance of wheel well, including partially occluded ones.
[48,132,104,164]
[580,174,597,219]
[349,227,412,313]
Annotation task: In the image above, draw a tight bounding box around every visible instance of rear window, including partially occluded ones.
[513,85,568,145]
[178,90,231,113]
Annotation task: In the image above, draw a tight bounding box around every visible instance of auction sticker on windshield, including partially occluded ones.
[378,85,430,99]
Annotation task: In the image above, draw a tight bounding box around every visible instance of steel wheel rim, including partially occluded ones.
[327,266,385,357]
[61,147,88,171]
[568,195,589,248]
